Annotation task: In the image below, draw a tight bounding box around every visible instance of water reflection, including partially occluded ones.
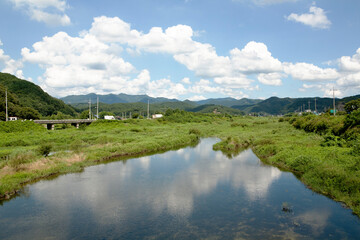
[0,138,359,239]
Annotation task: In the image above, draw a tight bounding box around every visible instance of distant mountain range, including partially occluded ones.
[62,92,360,115]
[61,93,262,107]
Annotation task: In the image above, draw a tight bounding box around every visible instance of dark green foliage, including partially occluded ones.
[321,134,346,147]
[17,107,41,120]
[344,99,360,113]
[0,72,77,117]
[343,109,360,130]
[38,144,52,157]
[80,110,90,119]
[233,95,360,115]
[189,128,201,136]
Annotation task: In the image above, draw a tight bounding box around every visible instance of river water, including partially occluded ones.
[0,138,359,239]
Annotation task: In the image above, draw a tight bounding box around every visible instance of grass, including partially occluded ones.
[0,117,359,217]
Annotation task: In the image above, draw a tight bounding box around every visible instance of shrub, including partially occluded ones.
[38,144,52,157]
[189,128,201,136]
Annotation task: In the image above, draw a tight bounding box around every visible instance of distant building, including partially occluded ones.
[104,115,115,120]
[9,117,18,121]
[152,114,163,119]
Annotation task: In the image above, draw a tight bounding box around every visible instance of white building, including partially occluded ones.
[104,115,115,120]
[152,114,163,119]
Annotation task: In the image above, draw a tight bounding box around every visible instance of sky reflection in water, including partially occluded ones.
[0,138,359,239]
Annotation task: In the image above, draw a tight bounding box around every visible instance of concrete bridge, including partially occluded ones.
[34,119,96,130]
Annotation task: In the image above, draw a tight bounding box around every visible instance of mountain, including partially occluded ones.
[61,93,179,104]
[0,72,77,118]
[196,97,261,107]
[71,101,244,116]
[232,95,360,115]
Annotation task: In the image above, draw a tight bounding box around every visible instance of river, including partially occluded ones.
[0,138,359,239]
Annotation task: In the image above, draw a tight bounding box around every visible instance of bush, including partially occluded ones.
[38,144,52,157]
[189,128,201,136]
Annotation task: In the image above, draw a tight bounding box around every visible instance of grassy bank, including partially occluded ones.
[0,116,359,216]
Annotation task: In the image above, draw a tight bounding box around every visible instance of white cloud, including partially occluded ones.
[230,41,282,74]
[0,43,24,79]
[337,72,360,88]
[187,95,206,101]
[181,77,191,84]
[283,62,339,81]
[16,16,360,99]
[214,75,253,88]
[10,0,71,26]
[338,48,360,72]
[257,72,283,86]
[286,4,331,29]
[21,31,136,96]
[87,17,280,84]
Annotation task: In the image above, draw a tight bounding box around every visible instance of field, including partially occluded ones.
[0,113,359,216]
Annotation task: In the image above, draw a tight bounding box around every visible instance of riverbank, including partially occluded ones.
[1,117,359,216]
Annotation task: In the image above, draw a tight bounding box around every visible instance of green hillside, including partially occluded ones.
[233,95,360,115]
[197,97,261,107]
[0,72,77,118]
[72,101,243,116]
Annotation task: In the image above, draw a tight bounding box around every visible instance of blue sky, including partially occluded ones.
[0,0,359,100]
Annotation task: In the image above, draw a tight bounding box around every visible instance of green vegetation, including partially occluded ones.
[0,73,77,118]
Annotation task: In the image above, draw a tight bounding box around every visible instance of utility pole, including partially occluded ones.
[147,100,150,119]
[308,100,311,112]
[314,98,317,113]
[333,87,336,116]
[5,89,8,121]
[97,96,99,120]
[89,99,91,120]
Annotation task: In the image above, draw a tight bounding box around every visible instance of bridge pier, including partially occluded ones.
[47,124,54,130]
[71,123,80,129]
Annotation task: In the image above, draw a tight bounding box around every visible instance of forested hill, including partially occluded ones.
[232,96,360,115]
[0,73,76,119]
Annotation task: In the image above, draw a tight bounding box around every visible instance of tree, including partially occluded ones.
[344,99,360,113]
[18,107,41,119]
[80,110,90,119]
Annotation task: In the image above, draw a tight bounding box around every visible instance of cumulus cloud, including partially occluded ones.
[17,15,360,99]
[230,41,282,74]
[0,42,25,79]
[86,17,286,92]
[286,4,331,29]
[10,0,71,26]
[338,48,360,72]
[257,72,283,86]
[283,62,339,81]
